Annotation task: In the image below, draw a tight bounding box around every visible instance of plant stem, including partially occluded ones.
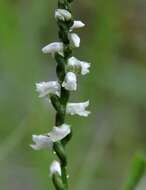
[51,1,74,189]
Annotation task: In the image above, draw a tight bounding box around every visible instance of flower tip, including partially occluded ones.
[84,110,91,117]
[30,144,38,150]
[86,100,90,106]
[42,46,47,54]
[70,21,85,30]
[78,21,85,28]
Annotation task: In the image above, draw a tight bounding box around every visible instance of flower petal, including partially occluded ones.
[66,101,90,117]
[30,135,53,150]
[36,81,60,98]
[48,124,71,142]
[70,20,85,31]
[67,57,91,75]
[42,42,63,55]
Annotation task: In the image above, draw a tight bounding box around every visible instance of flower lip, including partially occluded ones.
[36,81,60,98]
[30,135,53,150]
[66,101,90,117]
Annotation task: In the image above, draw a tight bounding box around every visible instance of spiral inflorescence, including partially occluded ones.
[30,0,91,189]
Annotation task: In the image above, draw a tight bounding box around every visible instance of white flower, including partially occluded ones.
[70,21,85,31]
[42,42,63,55]
[66,101,90,117]
[50,160,61,176]
[55,9,72,21]
[62,72,77,91]
[36,81,60,98]
[48,124,71,142]
[30,124,71,150]
[30,135,53,150]
[67,57,91,75]
[80,61,91,75]
[68,33,80,48]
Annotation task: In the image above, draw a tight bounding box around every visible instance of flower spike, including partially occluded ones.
[31,0,91,189]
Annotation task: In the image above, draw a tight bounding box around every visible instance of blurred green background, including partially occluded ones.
[1,0,146,189]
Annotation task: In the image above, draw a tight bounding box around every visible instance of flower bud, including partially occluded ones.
[55,9,72,21]
[50,160,61,176]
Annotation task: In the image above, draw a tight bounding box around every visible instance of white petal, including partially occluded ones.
[42,42,63,55]
[50,160,61,176]
[62,72,77,91]
[67,57,91,75]
[67,57,79,67]
[30,135,53,150]
[70,21,85,31]
[66,101,90,117]
[69,33,80,48]
[36,81,60,98]
[55,9,72,21]
[79,61,91,75]
[48,124,71,142]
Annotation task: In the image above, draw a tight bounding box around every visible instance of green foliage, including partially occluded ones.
[122,154,146,190]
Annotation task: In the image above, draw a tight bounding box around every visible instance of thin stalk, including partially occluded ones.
[51,1,74,189]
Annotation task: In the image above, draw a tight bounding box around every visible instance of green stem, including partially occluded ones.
[61,165,68,190]
[51,0,73,189]
[52,173,64,190]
